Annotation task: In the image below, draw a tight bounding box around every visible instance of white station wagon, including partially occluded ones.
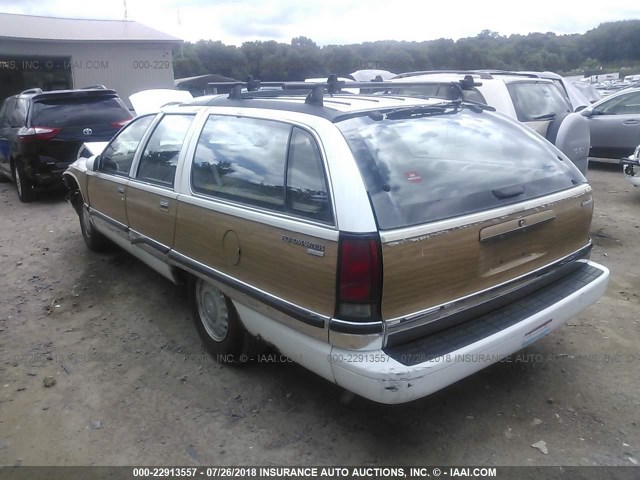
[63,79,609,403]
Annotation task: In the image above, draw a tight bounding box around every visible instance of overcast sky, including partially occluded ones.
[1,0,639,45]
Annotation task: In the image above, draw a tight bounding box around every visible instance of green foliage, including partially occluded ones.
[172,20,640,81]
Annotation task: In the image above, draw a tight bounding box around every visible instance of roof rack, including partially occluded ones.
[205,74,483,107]
[80,84,108,89]
[394,70,494,80]
[477,70,543,79]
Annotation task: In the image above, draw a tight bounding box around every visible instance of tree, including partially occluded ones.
[172,20,640,83]
[291,36,317,48]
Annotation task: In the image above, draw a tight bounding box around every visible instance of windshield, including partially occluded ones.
[337,110,585,230]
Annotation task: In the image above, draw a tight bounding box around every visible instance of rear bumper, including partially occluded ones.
[34,170,66,187]
[329,260,609,404]
[623,165,640,187]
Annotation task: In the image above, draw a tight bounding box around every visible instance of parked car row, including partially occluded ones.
[3,75,638,203]
[4,75,633,403]
[387,70,591,174]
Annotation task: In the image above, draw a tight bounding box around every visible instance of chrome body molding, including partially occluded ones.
[88,207,177,283]
[479,209,556,243]
[89,206,130,244]
[379,184,592,244]
[178,193,340,242]
[129,228,170,256]
[90,207,127,231]
[167,250,330,334]
[384,242,593,343]
[328,319,385,350]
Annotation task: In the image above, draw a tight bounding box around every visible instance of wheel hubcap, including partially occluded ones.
[196,280,229,342]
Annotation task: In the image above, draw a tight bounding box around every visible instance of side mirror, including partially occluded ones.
[86,155,100,172]
[574,105,587,113]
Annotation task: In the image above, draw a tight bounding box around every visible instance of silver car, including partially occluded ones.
[582,87,640,163]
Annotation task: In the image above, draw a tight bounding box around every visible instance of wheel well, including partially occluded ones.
[63,174,83,215]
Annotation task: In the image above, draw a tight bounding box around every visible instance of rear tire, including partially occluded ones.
[79,203,110,252]
[13,163,35,202]
[190,276,261,364]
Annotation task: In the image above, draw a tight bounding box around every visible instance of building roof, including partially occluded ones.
[0,12,181,43]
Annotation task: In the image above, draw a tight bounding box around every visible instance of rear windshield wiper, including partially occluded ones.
[383,105,452,119]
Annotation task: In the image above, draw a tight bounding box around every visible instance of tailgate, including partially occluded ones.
[380,186,593,334]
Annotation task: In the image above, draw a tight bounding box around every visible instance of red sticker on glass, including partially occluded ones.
[406,171,422,183]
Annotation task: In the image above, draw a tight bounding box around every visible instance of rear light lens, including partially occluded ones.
[336,234,382,320]
[112,117,132,129]
[18,126,61,142]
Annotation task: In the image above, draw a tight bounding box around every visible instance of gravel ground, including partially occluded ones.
[0,163,638,467]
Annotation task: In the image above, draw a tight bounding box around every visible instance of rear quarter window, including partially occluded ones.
[191,115,291,211]
[337,109,585,230]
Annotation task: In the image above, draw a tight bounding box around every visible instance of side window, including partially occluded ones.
[600,92,640,115]
[286,128,333,223]
[11,98,28,126]
[191,115,291,211]
[99,115,154,176]
[135,114,194,188]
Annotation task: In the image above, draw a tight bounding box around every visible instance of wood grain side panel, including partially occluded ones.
[381,192,594,319]
[174,202,338,317]
[126,187,177,247]
[87,175,127,225]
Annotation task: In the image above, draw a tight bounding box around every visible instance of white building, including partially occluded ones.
[0,13,181,108]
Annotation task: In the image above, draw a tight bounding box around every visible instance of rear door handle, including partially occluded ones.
[623,120,639,125]
[159,200,170,211]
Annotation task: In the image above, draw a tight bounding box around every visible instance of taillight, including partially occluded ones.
[336,233,382,320]
[111,117,132,129]
[18,126,61,142]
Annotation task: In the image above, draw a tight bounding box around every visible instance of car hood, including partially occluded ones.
[129,89,193,115]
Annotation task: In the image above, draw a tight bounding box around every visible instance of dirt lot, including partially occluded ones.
[0,163,639,468]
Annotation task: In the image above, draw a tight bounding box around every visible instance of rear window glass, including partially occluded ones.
[507,82,571,122]
[337,109,585,230]
[31,95,130,126]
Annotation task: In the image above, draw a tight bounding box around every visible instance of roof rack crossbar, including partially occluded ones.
[394,70,494,80]
[205,74,486,106]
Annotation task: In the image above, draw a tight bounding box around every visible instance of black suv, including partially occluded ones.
[0,87,132,202]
